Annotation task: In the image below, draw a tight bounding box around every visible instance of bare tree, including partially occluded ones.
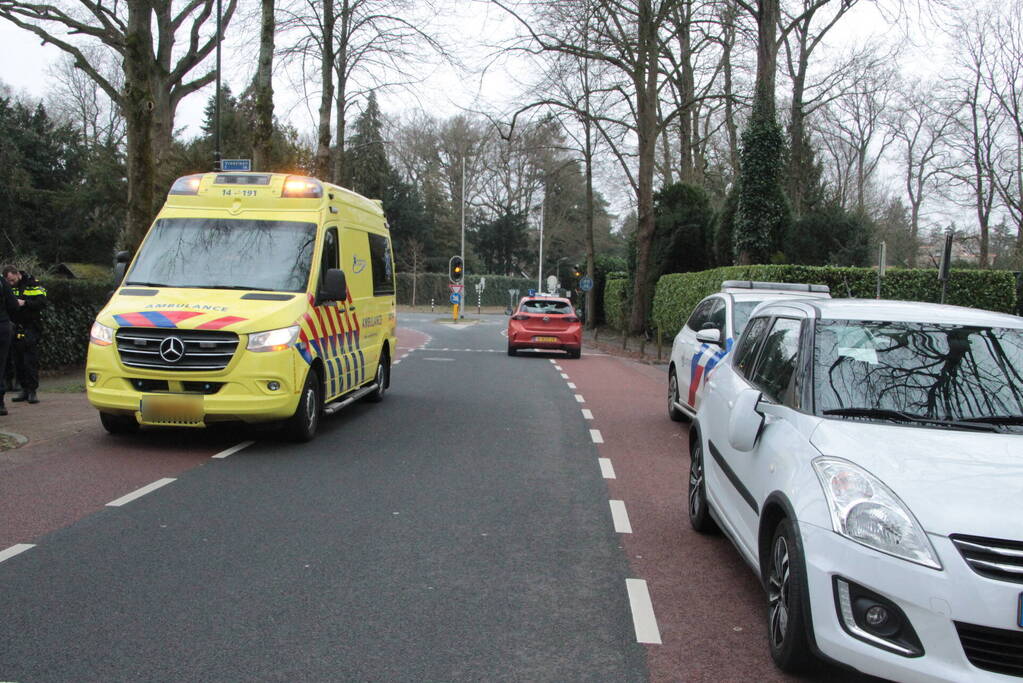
[887,82,954,266]
[45,49,125,148]
[0,0,238,249]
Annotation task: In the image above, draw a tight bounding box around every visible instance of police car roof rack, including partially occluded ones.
[721,280,830,294]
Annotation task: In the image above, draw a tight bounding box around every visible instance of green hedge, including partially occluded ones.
[396,273,543,309]
[652,264,1019,337]
[603,275,631,331]
[36,277,115,371]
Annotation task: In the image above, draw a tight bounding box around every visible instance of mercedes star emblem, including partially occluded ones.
[159,336,186,363]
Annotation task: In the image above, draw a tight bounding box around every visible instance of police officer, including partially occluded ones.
[0,276,20,415]
[3,266,47,404]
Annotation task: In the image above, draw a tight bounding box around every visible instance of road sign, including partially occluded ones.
[449,283,464,293]
[449,292,462,304]
[479,277,486,290]
[579,276,594,292]
[547,275,558,294]
[221,159,252,171]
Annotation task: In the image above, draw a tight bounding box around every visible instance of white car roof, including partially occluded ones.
[756,298,1023,328]
[727,291,830,303]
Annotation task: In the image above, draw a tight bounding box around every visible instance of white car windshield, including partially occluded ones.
[126,217,317,292]
[813,320,1023,428]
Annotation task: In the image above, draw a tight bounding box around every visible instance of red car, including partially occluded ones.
[507,296,582,358]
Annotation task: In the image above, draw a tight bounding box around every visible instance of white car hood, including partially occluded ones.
[809,419,1023,540]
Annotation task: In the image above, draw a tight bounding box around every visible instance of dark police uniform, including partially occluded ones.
[10,271,46,403]
[0,280,21,413]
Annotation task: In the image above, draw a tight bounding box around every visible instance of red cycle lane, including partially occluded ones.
[568,352,870,682]
[0,328,429,550]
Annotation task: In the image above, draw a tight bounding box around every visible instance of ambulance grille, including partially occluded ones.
[116,328,239,371]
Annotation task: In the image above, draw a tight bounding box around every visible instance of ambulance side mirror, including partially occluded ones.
[319,268,347,303]
[113,250,131,286]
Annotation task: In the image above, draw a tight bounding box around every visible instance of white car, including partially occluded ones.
[689,298,1023,681]
[667,281,830,422]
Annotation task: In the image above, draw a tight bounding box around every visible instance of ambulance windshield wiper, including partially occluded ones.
[204,284,274,291]
[124,281,173,287]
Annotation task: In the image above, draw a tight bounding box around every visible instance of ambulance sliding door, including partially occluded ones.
[339,227,378,386]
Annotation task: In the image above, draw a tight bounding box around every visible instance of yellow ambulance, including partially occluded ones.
[86,172,397,441]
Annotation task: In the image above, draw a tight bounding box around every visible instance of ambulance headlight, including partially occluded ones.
[90,321,115,346]
[247,325,301,352]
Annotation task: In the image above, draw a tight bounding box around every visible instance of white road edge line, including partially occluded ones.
[560,373,569,379]
[626,578,662,644]
[609,500,632,533]
[548,359,557,364]
[106,478,176,507]
[212,440,255,459]
[582,409,594,420]
[0,544,35,564]
[574,394,585,403]
[554,365,563,371]
[598,458,616,479]
[590,429,604,443]
[568,382,577,389]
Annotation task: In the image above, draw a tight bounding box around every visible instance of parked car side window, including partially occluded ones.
[686,298,714,332]
[733,316,770,379]
[705,298,726,331]
[750,317,803,402]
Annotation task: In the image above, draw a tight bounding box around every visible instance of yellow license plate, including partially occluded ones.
[534,336,559,342]
[139,394,204,424]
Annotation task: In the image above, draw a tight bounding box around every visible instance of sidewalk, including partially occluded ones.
[584,326,671,366]
[0,369,95,454]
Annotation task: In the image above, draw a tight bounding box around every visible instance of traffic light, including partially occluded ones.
[449,255,464,283]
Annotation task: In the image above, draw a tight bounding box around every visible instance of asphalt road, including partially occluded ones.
[0,313,878,682]
[0,314,646,682]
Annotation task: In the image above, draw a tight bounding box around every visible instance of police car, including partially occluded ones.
[667,281,830,422]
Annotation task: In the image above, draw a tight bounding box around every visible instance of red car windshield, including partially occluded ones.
[520,300,573,314]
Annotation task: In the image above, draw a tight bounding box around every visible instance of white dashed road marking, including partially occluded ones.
[0,544,34,564]
[106,478,176,507]
[590,429,604,444]
[575,394,585,403]
[626,579,662,644]
[554,365,563,371]
[598,458,616,479]
[560,373,569,379]
[212,440,255,459]
[582,409,593,420]
[567,382,577,389]
[609,500,632,533]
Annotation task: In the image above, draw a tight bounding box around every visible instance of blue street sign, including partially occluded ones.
[221,159,252,171]
[579,276,594,292]
[527,289,536,296]
[450,292,462,304]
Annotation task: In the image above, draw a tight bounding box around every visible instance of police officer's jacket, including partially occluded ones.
[11,272,46,329]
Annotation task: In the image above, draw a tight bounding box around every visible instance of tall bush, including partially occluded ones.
[603,273,630,331]
[36,277,114,370]
[652,264,1018,337]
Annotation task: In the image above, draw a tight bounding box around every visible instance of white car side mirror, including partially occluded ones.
[696,327,722,345]
[728,388,765,452]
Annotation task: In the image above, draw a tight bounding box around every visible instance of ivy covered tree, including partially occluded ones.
[734,100,792,264]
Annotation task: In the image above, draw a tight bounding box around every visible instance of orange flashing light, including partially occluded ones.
[169,174,203,195]
[281,175,324,198]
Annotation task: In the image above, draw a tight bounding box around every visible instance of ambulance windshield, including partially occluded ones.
[126,218,317,292]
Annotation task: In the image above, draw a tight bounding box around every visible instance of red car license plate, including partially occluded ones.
[534,336,559,342]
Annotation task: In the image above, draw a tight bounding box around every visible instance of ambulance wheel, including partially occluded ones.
[286,370,321,442]
[100,412,139,435]
[367,351,389,403]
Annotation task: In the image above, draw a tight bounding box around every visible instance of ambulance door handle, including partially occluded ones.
[348,306,356,312]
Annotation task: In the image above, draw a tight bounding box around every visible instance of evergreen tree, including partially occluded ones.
[734,101,791,264]
[347,92,392,200]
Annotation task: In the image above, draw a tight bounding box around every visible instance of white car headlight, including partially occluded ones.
[246,325,300,352]
[90,321,114,346]
[812,456,942,569]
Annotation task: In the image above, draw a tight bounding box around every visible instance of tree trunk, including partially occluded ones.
[628,0,658,336]
[754,0,780,119]
[122,0,157,252]
[314,0,335,179]
[787,33,809,218]
[253,0,275,172]
[720,3,740,177]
